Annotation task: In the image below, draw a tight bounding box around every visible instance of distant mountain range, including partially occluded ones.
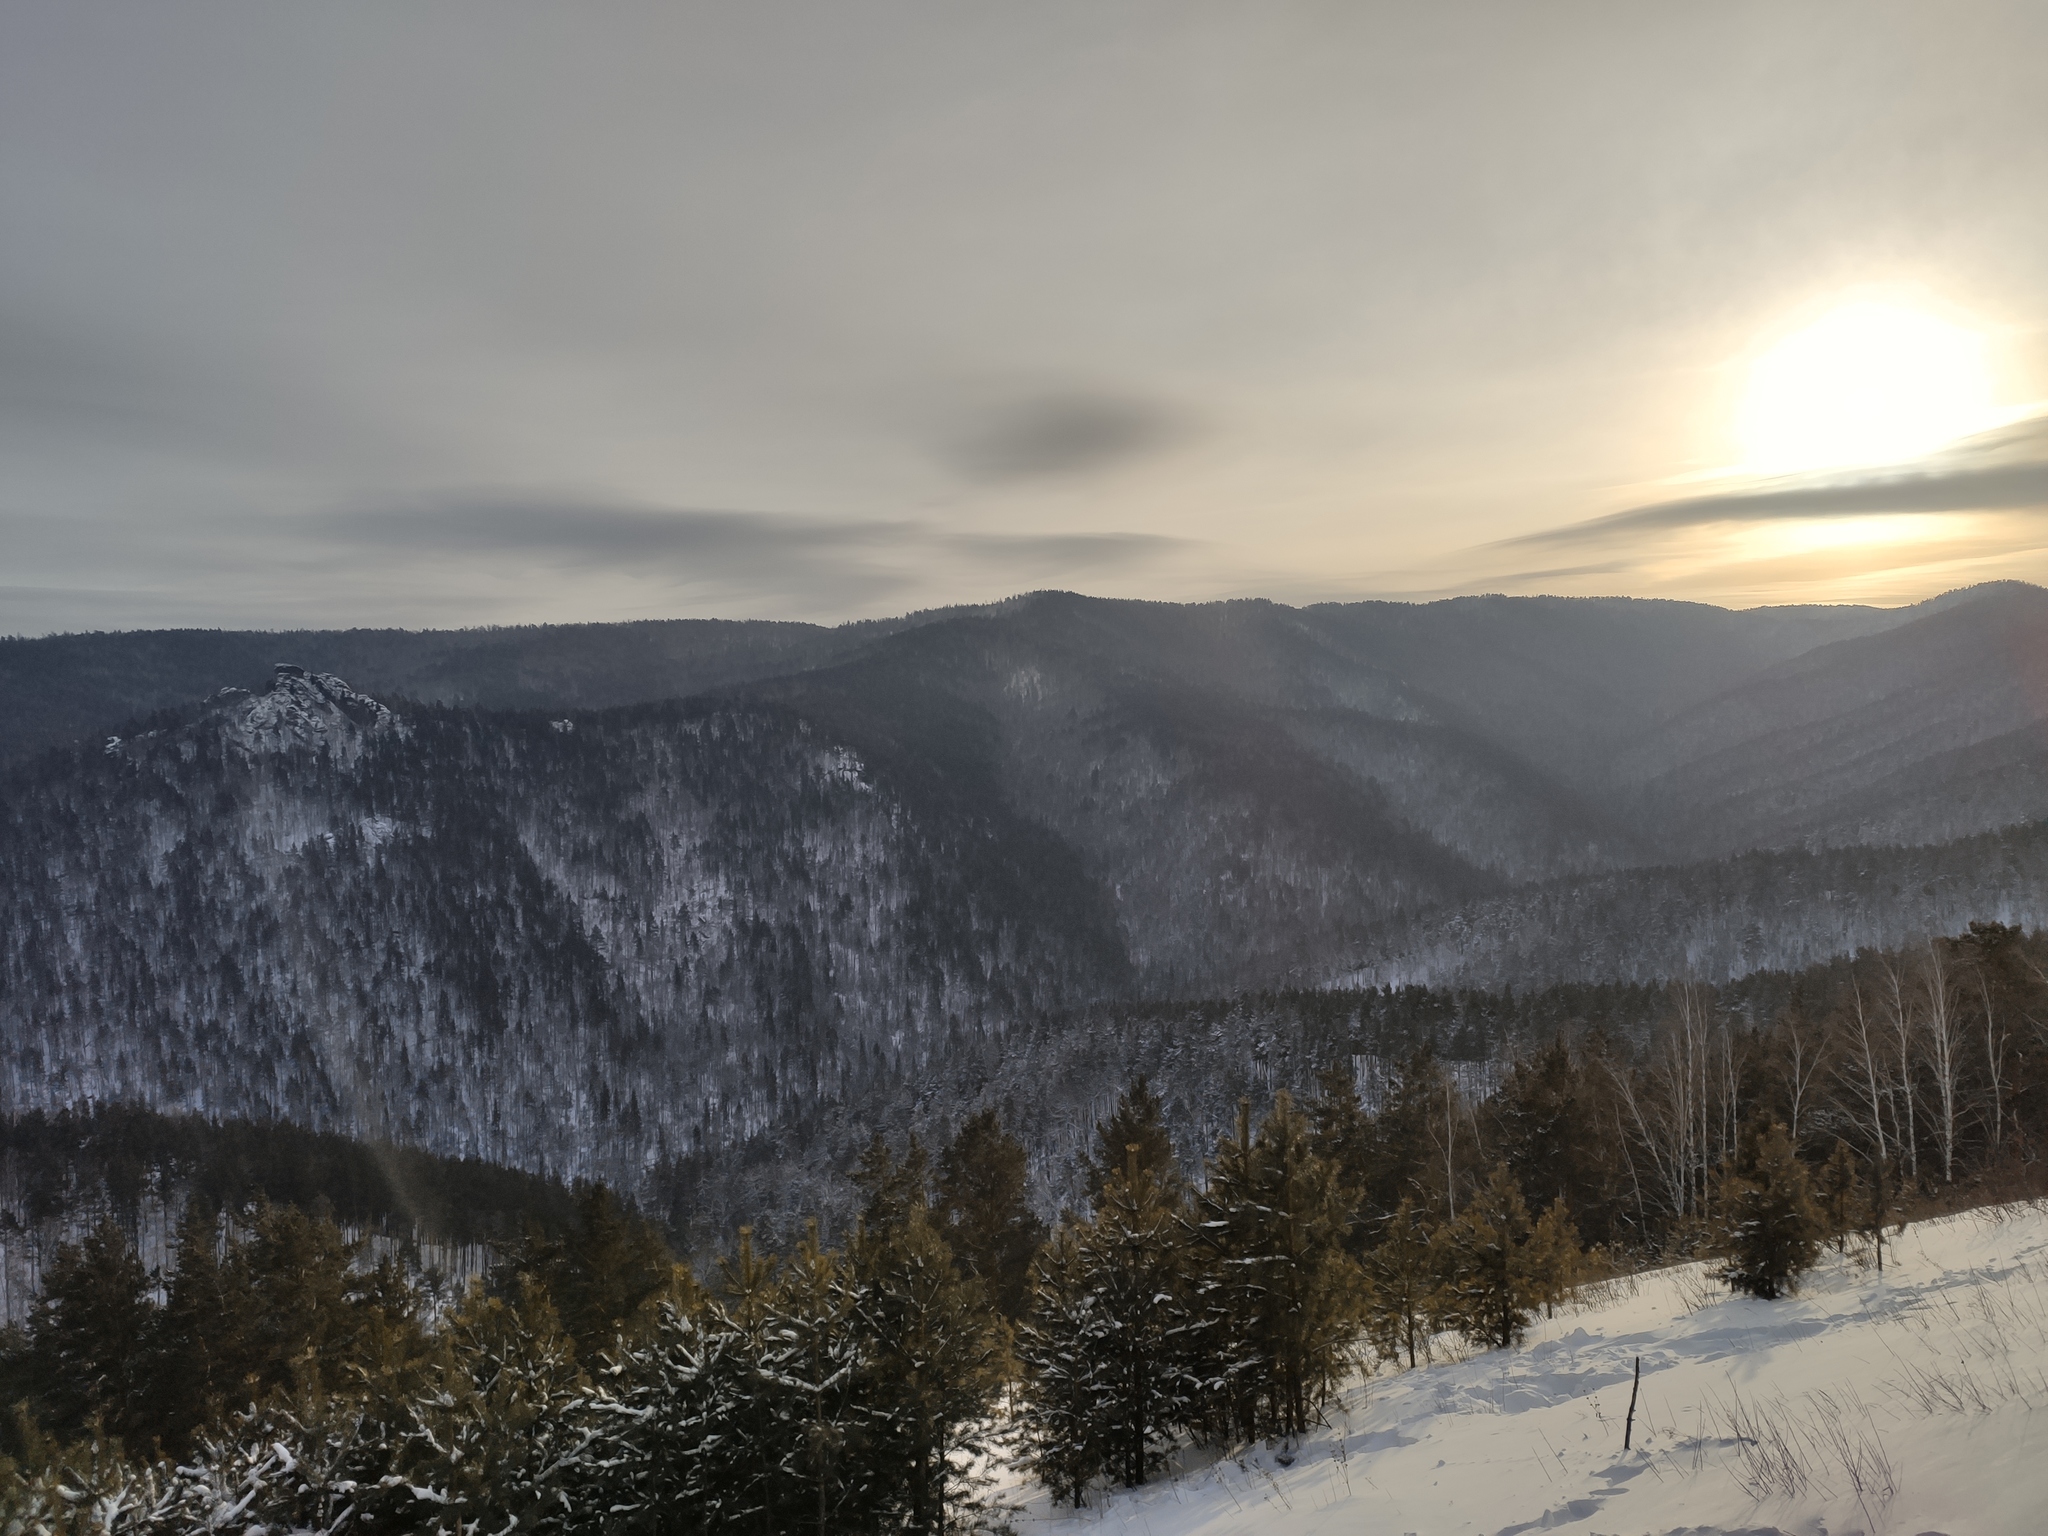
[4,583,2045,1227]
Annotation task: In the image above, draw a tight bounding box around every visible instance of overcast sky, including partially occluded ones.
[5,2,2047,634]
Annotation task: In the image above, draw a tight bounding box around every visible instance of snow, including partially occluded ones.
[1003,1202,2048,1535]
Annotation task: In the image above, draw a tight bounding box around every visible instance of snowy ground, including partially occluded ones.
[1000,1202,2048,1535]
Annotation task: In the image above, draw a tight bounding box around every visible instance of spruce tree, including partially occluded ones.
[1714,1119,1823,1300]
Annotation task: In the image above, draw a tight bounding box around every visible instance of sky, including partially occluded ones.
[4,2,2048,634]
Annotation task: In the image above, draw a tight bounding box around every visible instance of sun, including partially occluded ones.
[1735,300,1994,476]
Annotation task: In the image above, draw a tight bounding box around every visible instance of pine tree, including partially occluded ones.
[1523,1195,1582,1320]
[506,1183,673,1360]
[1308,1061,1378,1258]
[1361,1197,1439,1369]
[1714,1119,1823,1300]
[771,1223,868,1536]
[1816,1138,1863,1255]
[1084,1078,1180,1208]
[1367,1046,1453,1223]
[422,1274,590,1535]
[1432,1164,1536,1350]
[852,1132,933,1231]
[849,1203,1006,1535]
[17,1217,150,1447]
[136,1201,234,1454]
[590,1287,751,1534]
[937,1108,1048,1323]
[1013,1226,1107,1507]
[1190,1093,1361,1440]
[1085,1148,1196,1487]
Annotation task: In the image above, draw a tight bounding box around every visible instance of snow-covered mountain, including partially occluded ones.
[1003,1202,2048,1535]
[5,586,2048,1233]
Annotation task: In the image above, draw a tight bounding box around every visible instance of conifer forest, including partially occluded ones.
[4,590,2048,1529]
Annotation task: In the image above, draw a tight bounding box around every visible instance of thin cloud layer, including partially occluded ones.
[1502,416,2048,554]
[3,6,2047,629]
[0,495,1196,633]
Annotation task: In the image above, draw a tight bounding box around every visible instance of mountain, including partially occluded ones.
[0,614,931,765]
[1617,580,2048,855]
[3,583,2045,1230]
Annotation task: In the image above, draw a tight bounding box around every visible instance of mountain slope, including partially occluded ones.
[0,670,1125,1188]
[1621,580,2048,855]
[1002,1203,2048,1536]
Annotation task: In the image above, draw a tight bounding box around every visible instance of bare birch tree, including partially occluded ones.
[1877,957,1918,1184]
[1610,982,1720,1226]
[1920,942,1965,1184]
[1781,1009,1825,1146]
[1974,960,2008,1157]
[1833,978,1890,1172]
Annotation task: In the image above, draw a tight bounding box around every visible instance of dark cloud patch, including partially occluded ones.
[1500,416,2048,552]
[320,495,1190,572]
[950,529,1185,576]
[304,495,1193,620]
[942,391,1193,483]
[320,498,911,569]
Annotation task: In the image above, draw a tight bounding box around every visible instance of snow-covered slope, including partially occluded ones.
[1005,1203,2048,1535]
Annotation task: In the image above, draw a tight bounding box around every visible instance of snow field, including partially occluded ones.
[1001,1201,2048,1535]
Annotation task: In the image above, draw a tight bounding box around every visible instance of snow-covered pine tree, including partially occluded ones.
[768,1222,869,1535]
[586,1290,753,1534]
[1190,1093,1361,1441]
[400,1274,594,1535]
[1013,1224,1108,1506]
[1085,1145,1196,1487]
[848,1142,1007,1535]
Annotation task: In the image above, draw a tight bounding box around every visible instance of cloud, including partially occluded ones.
[940,390,1193,483]
[1500,415,2048,553]
[0,492,1201,633]
[319,494,1190,572]
[320,498,910,568]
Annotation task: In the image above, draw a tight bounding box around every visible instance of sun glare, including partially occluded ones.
[1735,300,1994,476]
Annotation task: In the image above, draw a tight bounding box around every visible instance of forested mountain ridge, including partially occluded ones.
[1616,579,2048,855]
[0,614,932,765]
[5,585,2048,1226]
[2,670,1123,1196]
